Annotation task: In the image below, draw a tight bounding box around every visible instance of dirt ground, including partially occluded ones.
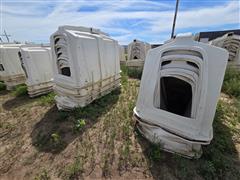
[0,79,240,180]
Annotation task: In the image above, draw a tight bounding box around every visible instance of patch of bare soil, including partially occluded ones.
[0,80,240,180]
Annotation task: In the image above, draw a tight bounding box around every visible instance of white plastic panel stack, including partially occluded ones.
[0,43,26,90]
[210,33,240,68]
[50,26,121,110]
[127,39,151,68]
[19,45,53,97]
[134,35,228,158]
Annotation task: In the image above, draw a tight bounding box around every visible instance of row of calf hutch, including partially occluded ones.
[0,26,122,105]
[0,43,53,97]
[0,26,121,110]
[0,26,235,159]
[122,32,240,71]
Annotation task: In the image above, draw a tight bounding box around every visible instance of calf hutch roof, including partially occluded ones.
[57,25,109,36]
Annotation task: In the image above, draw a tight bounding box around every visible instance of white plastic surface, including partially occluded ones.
[19,45,54,97]
[0,43,26,89]
[51,26,121,110]
[134,35,228,158]
[127,39,151,68]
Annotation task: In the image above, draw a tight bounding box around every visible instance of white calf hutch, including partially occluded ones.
[51,26,121,110]
[19,45,53,97]
[134,35,228,158]
[127,39,151,69]
[0,44,26,90]
[210,33,240,68]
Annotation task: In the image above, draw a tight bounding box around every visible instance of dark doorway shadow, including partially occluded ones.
[2,95,35,110]
[135,107,240,180]
[31,88,120,154]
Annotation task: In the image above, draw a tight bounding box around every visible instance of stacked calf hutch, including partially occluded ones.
[0,43,26,90]
[127,39,151,69]
[51,26,121,110]
[210,33,240,68]
[134,35,228,158]
[19,45,53,97]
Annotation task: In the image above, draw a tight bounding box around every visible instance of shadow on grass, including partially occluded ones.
[135,103,240,180]
[0,90,9,96]
[30,88,121,154]
[2,95,35,110]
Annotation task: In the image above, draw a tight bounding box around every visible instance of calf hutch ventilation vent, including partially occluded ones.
[19,45,53,97]
[51,26,121,110]
[0,43,26,90]
[127,39,151,69]
[134,35,229,158]
[210,33,240,68]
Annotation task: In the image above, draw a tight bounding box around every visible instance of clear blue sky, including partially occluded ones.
[1,0,240,44]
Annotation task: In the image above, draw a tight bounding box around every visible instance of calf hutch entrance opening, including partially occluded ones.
[160,77,192,118]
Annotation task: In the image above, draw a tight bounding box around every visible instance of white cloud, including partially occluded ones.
[1,0,239,44]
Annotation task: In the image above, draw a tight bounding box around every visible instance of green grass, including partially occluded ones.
[12,84,28,96]
[148,144,162,162]
[0,81,6,91]
[128,68,142,79]
[38,92,56,106]
[198,100,240,179]
[121,65,142,79]
[74,119,86,132]
[222,68,240,98]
